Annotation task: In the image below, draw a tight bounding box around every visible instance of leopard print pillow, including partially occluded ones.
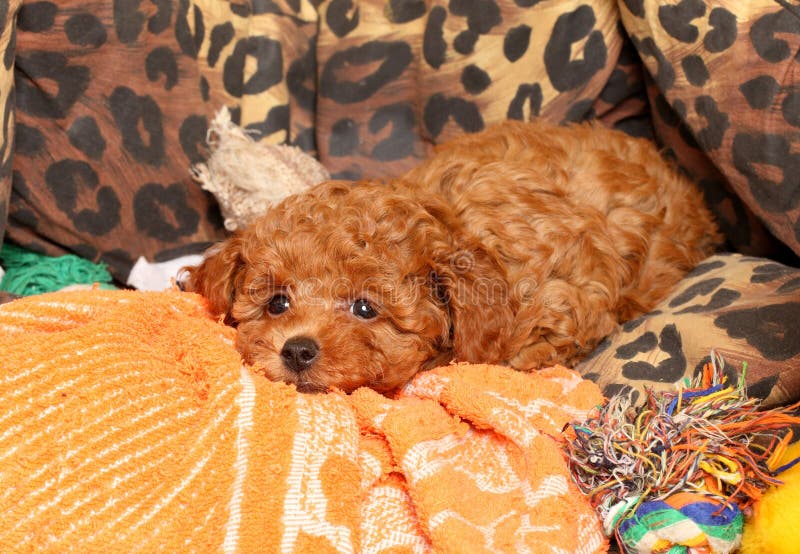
[2,0,655,278]
[7,0,229,279]
[314,0,637,179]
[0,1,19,245]
[5,0,321,281]
[189,0,320,149]
[619,0,800,259]
[578,253,800,407]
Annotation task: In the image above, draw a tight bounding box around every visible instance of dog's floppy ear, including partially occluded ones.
[433,242,516,364]
[182,235,244,321]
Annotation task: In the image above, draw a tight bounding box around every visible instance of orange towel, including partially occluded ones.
[0,290,607,553]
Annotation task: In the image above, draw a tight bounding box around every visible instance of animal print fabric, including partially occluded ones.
[189,0,320,148]
[0,1,20,246]
[7,0,228,279]
[577,253,800,408]
[1,0,799,271]
[6,0,322,280]
[2,0,646,280]
[315,0,628,179]
[0,291,17,305]
[619,0,800,258]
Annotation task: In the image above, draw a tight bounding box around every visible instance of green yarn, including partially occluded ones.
[0,243,116,296]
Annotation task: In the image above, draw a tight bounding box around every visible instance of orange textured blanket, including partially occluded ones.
[0,290,607,553]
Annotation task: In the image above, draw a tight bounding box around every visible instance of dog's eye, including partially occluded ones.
[351,298,377,319]
[267,294,290,315]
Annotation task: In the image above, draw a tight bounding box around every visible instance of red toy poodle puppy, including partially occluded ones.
[184,119,721,393]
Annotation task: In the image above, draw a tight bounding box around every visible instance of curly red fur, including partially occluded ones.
[184,119,721,393]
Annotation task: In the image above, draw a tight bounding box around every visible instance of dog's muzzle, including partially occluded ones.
[280,336,320,372]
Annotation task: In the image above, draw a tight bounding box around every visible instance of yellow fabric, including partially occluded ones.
[0,289,607,553]
[741,441,800,554]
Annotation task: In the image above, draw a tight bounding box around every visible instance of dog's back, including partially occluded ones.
[401,119,721,369]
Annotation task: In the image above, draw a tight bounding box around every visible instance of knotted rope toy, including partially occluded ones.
[192,107,330,231]
[565,352,800,553]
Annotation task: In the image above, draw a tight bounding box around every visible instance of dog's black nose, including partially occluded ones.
[280,336,320,372]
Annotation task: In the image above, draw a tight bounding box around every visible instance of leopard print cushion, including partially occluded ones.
[4,0,323,280]
[7,0,228,279]
[0,1,19,245]
[0,291,18,305]
[1,1,798,262]
[1,0,651,278]
[189,0,320,148]
[619,0,800,259]
[315,0,634,179]
[577,253,800,408]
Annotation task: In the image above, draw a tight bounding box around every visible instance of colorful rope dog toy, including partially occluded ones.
[565,352,800,553]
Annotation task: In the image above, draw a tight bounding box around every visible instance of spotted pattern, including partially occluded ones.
[1,0,654,278]
[3,0,325,280]
[578,254,800,408]
[315,0,630,179]
[620,0,800,261]
[2,1,228,278]
[0,0,20,246]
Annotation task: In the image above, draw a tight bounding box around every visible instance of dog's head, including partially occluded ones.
[183,180,513,393]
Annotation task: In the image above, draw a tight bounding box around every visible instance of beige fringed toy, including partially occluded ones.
[192,107,330,231]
